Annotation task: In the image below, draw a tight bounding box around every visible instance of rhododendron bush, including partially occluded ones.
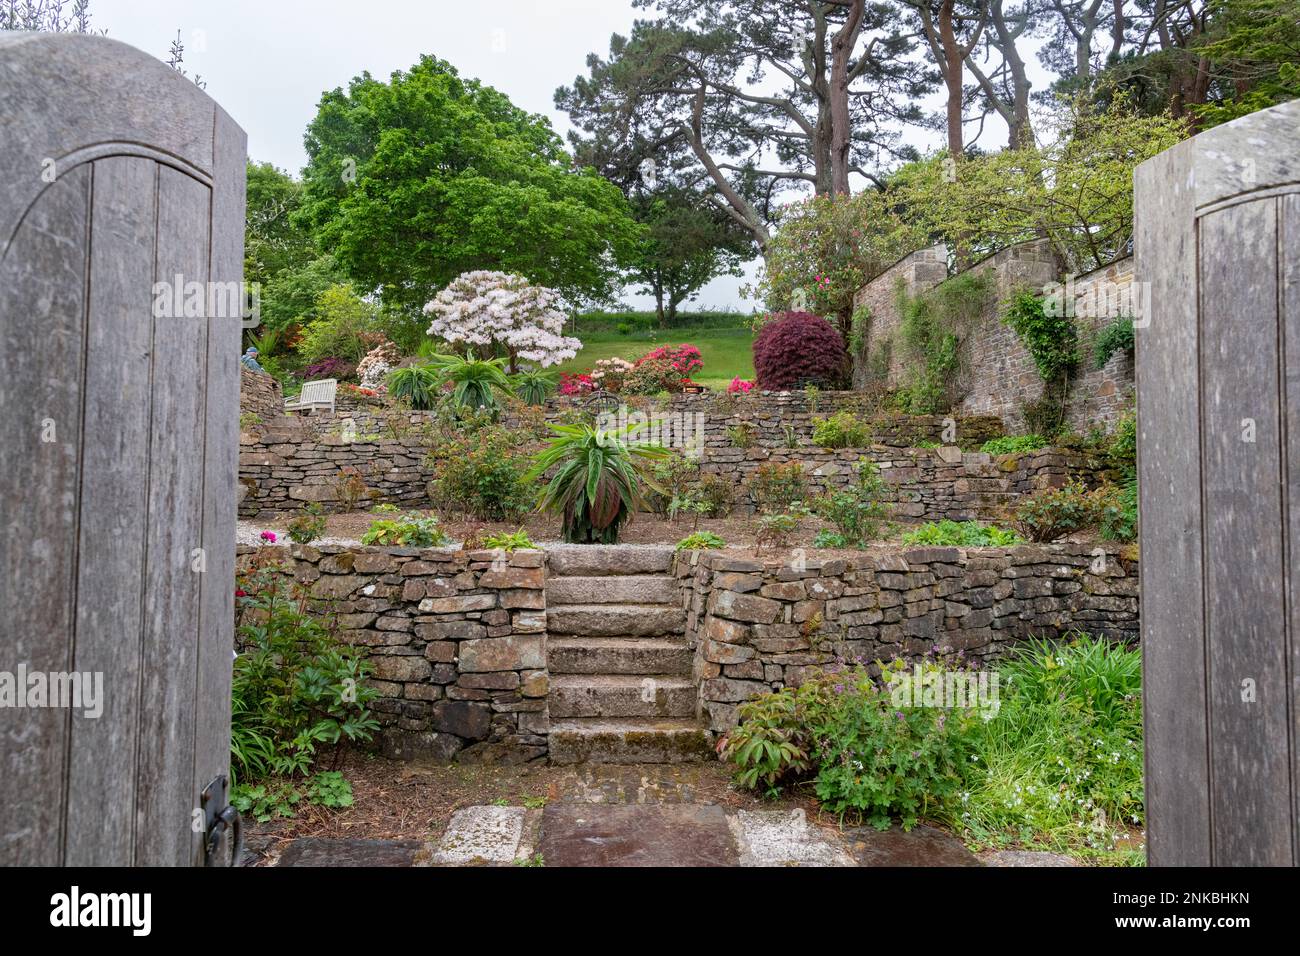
[424,271,581,370]
[752,312,848,390]
[356,340,402,390]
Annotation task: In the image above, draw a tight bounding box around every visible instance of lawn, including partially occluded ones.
[554,326,756,391]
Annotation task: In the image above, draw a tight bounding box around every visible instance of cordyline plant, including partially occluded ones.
[527,422,668,543]
[423,270,581,372]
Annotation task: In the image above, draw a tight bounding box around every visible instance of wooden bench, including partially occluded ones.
[284,378,337,415]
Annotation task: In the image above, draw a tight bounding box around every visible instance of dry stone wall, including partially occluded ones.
[236,543,550,764]
[852,240,1136,433]
[674,544,1140,733]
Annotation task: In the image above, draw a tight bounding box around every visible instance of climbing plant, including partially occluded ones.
[1002,291,1079,384]
[1093,315,1135,369]
[893,271,992,414]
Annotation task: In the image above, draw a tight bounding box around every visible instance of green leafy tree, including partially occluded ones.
[298,55,642,311]
[294,284,381,364]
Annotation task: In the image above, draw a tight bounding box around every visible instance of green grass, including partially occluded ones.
[554,326,755,392]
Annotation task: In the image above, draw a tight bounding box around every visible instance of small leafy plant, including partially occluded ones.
[1013,480,1102,542]
[286,503,327,545]
[811,411,871,448]
[980,434,1049,456]
[483,528,536,551]
[902,520,1021,547]
[811,460,890,546]
[675,531,727,551]
[747,461,807,514]
[360,516,449,547]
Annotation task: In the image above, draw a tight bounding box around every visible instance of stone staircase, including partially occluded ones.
[545,545,713,764]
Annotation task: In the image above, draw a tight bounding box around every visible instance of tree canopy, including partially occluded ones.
[299,55,644,312]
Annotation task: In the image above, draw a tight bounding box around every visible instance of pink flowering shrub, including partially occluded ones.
[590,357,634,392]
[637,344,703,377]
[728,377,755,394]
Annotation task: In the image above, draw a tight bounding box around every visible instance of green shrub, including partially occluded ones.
[902,520,1022,547]
[813,530,850,548]
[747,462,807,514]
[980,434,1049,456]
[1001,290,1079,384]
[386,364,442,410]
[726,422,758,448]
[231,565,380,796]
[427,423,534,521]
[756,511,804,551]
[483,528,536,551]
[286,503,327,545]
[360,516,449,547]
[812,461,890,546]
[1013,480,1101,542]
[1094,316,1135,369]
[724,660,980,829]
[1097,477,1138,543]
[697,474,736,518]
[1107,412,1136,477]
[811,411,871,448]
[675,531,727,551]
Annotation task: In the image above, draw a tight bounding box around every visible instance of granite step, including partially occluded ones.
[548,637,693,676]
[548,674,697,718]
[547,718,714,764]
[547,603,685,637]
[545,544,674,577]
[546,574,678,606]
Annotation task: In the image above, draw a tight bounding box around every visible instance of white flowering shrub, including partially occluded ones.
[357,340,402,390]
[423,271,580,369]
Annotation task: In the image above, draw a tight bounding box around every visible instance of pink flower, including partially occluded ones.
[259,531,277,543]
[728,377,755,394]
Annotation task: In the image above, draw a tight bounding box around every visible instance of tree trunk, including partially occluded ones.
[829,0,866,195]
[939,0,965,158]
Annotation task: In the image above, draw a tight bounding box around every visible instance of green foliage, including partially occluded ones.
[980,434,1049,456]
[696,474,736,518]
[427,422,534,522]
[944,635,1144,861]
[386,365,442,410]
[306,770,355,809]
[888,96,1186,272]
[527,421,668,543]
[286,504,327,545]
[298,55,641,311]
[512,369,557,406]
[747,462,808,515]
[725,660,980,829]
[360,517,449,547]
[294,283,382,364]
[901,520,1022,547]
[648,452,700,517]
[1093,316,1135,369]
[428,353,514,413]
[1097,477,1138,543]
[675,531,727,552]
[1001,291,1079,385]
[1188,0,1300,128]
[1107,412,1137,478]
[231,566,380,789]
[895,271,993,414]
[726,422,758,447]
[812,530,850,548]
[811,411,871,448]
[1013,480,1103,542]
[812,461,890,546]
[482,529,537,551]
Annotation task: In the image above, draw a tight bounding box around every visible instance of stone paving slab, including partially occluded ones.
[984,849,1078,867]
[539,804,738,867]
[276,838,422,867]
[841,823,982,867]
[730,810,857,867]
[428,805,527,865]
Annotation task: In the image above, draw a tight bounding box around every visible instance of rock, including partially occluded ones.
[432,701,492,740]
[458,635,545,672]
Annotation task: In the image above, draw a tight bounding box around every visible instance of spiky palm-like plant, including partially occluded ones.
[527,422,668,543]
[512,369,557,406]
[428,352,514,412]
[386,364,441,410]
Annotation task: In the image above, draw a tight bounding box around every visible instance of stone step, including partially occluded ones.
[546,544,674,577]
[548,674,697,718]
[547,603,685,637]
[548,637,693,676]
[548,718,715,764]
[546,575,678,606]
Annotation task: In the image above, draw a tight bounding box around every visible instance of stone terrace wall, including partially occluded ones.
[236,543,550,763]
[674,543,1140,732]
[704,445,1103,518]
[852,240,1136,433]
[240,366,283,422]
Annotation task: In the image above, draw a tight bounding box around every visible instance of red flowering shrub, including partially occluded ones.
[558,372,597,395]
[752,312,848,390]
[622,344,703,394]
[637,344,703,376]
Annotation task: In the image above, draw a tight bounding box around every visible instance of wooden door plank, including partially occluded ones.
[133,166,210,867]
[1200,199,1292,865]
[63,156,157,865]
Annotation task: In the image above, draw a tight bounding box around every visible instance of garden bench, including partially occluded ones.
[284,378,337,415]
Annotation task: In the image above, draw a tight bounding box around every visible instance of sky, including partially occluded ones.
[92,0,1040,311]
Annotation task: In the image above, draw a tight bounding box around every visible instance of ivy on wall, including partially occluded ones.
[1001,290,1080,436]
[1093,315,1135,369]
[893,270,993,414]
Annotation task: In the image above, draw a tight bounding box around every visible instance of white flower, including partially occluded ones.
[423,271,580,367]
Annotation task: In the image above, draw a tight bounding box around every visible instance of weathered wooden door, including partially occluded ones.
[1135,98,1300,866]
[0,33,246,865]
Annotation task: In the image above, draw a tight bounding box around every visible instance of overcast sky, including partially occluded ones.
[93,0,1037,311]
